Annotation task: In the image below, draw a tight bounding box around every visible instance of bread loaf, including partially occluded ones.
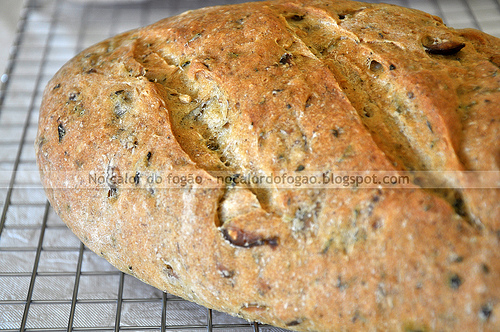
[35,0,500,330]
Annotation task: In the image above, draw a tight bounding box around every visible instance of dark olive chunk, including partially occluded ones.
[448,273,462,289]
[68,92,79,101]
[286,319,303,326]
[369,60,383,71]
[279,53,292,65]
[163,264,178,278]
[107,187,117,198]
[422,36,465,55]
[57,123,66,142]
[222,227,278,248]
[290,14,305,21]
[479,303,492,321]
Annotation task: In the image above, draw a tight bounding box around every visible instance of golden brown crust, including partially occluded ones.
[36,0,500,331]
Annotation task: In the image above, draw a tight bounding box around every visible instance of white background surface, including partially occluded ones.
[0,1,23,76]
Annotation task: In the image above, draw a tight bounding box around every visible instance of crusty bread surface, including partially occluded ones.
[36,0,500,331]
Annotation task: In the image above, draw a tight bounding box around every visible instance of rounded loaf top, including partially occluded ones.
[36,0,500,331]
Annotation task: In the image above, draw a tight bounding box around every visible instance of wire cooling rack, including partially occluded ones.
[0,0,498,331]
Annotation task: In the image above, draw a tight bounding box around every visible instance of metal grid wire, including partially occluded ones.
[0,0,498,331]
